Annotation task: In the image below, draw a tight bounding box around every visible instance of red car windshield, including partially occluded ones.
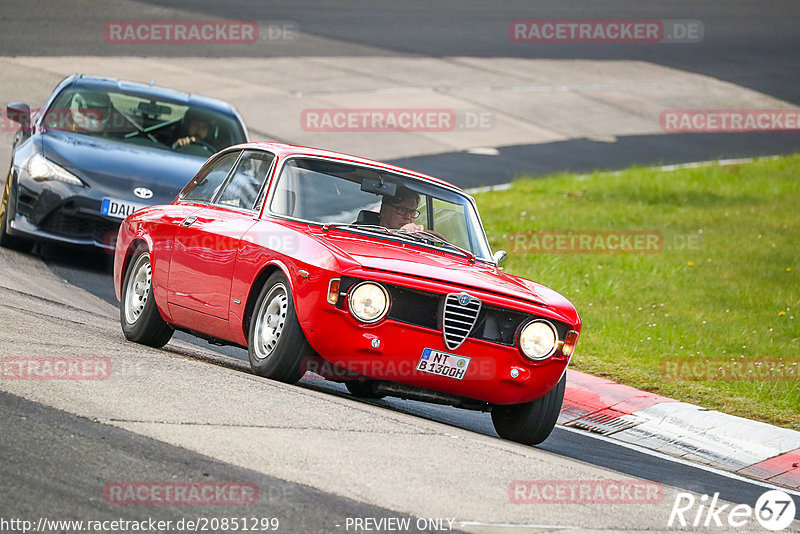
[268,157,493,261]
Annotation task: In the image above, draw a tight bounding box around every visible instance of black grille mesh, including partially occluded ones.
[39,210,120,245]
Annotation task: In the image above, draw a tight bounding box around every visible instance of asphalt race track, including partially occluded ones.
[1,1,800,533]
[36,247,798,514]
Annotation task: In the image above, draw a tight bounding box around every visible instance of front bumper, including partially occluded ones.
[303,290,572,406]
[9,167,138,250]
[10,195,121,250]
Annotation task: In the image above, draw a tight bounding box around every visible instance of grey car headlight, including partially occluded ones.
[519,319,558,360]
[348,282,390,323]
[27,153,85,187]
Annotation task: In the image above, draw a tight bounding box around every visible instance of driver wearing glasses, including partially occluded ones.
[379,187,424,232]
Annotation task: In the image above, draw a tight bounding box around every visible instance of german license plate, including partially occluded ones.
[416,348,470,380]
[101,198,147,219]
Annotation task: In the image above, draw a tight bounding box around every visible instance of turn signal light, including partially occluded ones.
[562,330,579,357]
[327,278,341,305]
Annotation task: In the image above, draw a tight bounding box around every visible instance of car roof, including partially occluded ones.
[62,74,236,116]
[232,142,465,192]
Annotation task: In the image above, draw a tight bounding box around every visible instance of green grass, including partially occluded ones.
[474,155,800,429]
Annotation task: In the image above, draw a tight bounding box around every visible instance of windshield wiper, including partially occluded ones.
[396,230,476,263]
[319,224,476,262]
[321,223,391,235]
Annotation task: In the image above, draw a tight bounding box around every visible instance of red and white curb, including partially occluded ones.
[560,369,800,490]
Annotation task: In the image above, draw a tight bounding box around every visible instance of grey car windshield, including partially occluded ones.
[43,87,247,155]
[269,157,492,260]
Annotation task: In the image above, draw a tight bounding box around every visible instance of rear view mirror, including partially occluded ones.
[138,101,171,116]
[6,102,31,133]
[361,177,397,197]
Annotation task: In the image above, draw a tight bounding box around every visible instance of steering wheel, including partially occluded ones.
[172,138,216,153]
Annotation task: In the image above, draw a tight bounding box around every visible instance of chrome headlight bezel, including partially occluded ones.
[518,319,559,360]
[26,153,85,187]
[347,281,390,324]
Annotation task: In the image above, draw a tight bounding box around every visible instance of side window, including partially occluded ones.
[180,151,240,202]
[216,151,275,211]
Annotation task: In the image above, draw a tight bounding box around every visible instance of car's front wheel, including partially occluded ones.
[0,172,33,253]
[491,374,565,445]
[120,247,174,347]
[248,271,313,384]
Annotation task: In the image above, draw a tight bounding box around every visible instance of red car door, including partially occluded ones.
[167,206,258,319]
[167,150,275,326]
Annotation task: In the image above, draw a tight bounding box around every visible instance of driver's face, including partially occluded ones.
[380,196,419,229]
[188,120,210,140]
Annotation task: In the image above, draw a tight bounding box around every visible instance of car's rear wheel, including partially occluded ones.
[491,374,565,445]
[120,247,173,347]
[0,172,34,253]
[248,271,313,384]
[345,379,387,399]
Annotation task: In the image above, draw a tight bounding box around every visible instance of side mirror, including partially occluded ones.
[6,102,31,133]
[493,250,508,266]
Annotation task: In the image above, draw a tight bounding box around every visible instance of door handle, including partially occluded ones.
[181,215,197,227]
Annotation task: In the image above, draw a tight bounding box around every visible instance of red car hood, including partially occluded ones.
[316,230,555,307]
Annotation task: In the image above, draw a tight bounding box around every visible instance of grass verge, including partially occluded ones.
[474,155,799,429]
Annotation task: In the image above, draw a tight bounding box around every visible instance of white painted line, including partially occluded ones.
[466,154,787,194]
[456,521,578,530]
[465,147,501,156]
[465,183,512,194]
[558,425,800,498]
[658,155,781,171]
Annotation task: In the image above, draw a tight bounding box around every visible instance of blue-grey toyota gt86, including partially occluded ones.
[1,74,249,252]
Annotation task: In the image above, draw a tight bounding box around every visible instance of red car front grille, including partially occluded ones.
[442,293,481,350]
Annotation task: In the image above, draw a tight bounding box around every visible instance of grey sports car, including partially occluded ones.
[1,74,249,251]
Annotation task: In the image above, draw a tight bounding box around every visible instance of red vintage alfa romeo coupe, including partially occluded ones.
[114,142,581,445]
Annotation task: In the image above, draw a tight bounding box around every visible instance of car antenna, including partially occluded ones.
[150,79,155,86]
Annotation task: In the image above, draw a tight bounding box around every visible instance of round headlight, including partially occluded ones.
[348,282,389,323]
[519,320,558,360]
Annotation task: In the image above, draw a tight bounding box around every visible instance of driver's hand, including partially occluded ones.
[175,136,196,148]
[399,223,424,232]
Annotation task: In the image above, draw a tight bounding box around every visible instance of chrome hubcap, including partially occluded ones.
[253,284,288,361]
[124,254,151,325]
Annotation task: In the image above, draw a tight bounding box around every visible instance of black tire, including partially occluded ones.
[0,173,34,253]
[491,374,566,445]
[248,271,313,384]
[345,380,386,399]
[120,247,174,347]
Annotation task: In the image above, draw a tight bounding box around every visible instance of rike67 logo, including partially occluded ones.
[669,489,797,531]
